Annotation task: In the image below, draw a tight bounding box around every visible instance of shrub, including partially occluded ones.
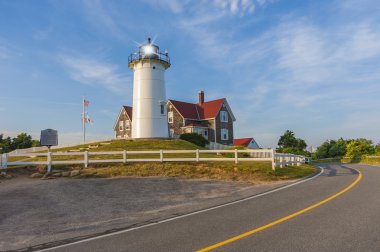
[179,133,209,147]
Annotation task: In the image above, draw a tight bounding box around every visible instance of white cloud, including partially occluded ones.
[81,0,129,41]
[214,0,255,15]
[60,55,131,94]
[141,0,184,14]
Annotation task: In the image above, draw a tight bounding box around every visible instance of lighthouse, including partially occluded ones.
[128,38,171,138]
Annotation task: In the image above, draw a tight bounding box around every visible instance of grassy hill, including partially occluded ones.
[8,139,316,183]
[53,139,203,152]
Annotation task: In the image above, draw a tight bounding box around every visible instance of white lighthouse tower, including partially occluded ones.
[128,38,170,138]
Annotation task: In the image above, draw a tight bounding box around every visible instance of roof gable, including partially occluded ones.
[200,98,225,119]
[234,138,253,147]
[113,106,133,130]
[123,106,133,120]
[169,100,200,120]
[169,98,235,120]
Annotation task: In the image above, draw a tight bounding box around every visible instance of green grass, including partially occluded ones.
[312,158,343,163]
[6,139,317,183]
[76,162,317,183]
[55,139,204,152]
[341,156,380,165]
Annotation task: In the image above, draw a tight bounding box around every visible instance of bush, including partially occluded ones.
[179,133,209,147]
[346,138,375,161]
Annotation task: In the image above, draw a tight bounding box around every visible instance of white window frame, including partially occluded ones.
[220,111,228,122]
[221,128,229,140]
[125,120,130,130]
[119,121,123,131]
[168,111,173,123]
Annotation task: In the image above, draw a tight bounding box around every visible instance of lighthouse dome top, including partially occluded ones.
[128,37,170,69]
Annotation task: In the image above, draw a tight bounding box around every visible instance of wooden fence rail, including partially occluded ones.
[0,149,305,172]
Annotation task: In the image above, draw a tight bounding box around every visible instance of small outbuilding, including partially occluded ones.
[234,138,260,149]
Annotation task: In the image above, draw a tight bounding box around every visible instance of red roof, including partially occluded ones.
[234,138,253,147]
[200,99,225,119]
[123,106,133,119]
[169,100,200,119]
[169,98,225,120]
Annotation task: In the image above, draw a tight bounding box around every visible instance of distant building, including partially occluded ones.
[114,91,236,145]
[234,138,260,149]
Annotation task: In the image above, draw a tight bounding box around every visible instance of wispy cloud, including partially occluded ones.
[0,40,21,60]
[141,0,184,14]
[214,0,255,15]
[81,0,130,41]
[60,55,131,94]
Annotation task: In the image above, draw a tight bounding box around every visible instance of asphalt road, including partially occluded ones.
[0,174,292,251]
[39,163,380,252]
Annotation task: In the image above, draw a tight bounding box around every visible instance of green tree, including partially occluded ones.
[346,138,375,161]
[376,143,380,154]
[0,136,12,153]
[277,130,308,155]
[12,133,33,149]
[278,130,297,149]
[313,138,350,159]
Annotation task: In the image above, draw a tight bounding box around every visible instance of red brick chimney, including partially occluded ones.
[198,90,204,106]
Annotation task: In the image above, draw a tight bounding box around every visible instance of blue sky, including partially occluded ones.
[1,0,379,148]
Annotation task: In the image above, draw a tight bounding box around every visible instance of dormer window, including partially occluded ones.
[220,111,228,122]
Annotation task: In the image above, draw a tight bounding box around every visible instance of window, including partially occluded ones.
[221,128,229,140]
[168,111,173,123]
[160,104,165,115]
[119,121,123,131]
[125,120,130,130]
[203,130,208,140]
[220,111,228,122]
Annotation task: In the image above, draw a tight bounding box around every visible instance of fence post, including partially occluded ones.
[160,150,163,162]
[84,151,88,168]
[123,150,127,164]
[234,149,238,164]
[47,151,52,173]
[271,149,276,171]
[196,149,199,162]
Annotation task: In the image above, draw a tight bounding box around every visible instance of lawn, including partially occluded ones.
[77,162,316,183]
[5,139,317,183]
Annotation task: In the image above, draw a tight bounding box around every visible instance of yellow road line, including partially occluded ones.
[197,169,362,252]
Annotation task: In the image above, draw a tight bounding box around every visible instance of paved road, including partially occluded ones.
[0,174,292,251]
[40,163,380,252]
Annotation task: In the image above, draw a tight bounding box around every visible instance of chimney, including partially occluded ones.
[198,90,204,106]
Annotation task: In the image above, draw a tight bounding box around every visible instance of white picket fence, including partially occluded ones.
[0,149,305,172]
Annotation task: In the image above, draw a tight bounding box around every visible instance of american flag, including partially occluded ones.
[84,99,89,107]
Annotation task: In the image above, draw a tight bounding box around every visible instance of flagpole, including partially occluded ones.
[83,96,86,144]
